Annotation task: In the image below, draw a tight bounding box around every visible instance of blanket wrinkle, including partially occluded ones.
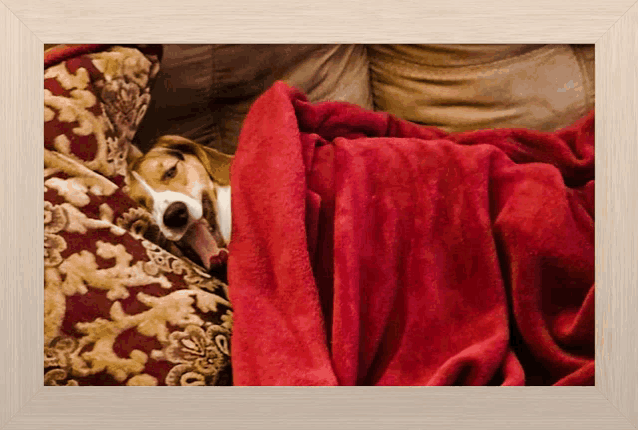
[229,81,595,386]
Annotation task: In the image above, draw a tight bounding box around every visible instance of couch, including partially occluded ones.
[134,44,594,155]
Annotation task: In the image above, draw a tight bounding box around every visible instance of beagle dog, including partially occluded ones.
[127,135,233,272]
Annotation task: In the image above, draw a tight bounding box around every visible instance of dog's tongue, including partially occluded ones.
[182,219,221,270]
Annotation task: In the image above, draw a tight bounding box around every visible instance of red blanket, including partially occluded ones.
[228,82,594,386]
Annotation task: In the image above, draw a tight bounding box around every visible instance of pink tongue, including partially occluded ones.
[182,219,220,270]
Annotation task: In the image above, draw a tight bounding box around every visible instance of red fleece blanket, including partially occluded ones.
[228,82,594,386]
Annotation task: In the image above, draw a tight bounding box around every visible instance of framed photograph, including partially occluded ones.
[1,0,636,428]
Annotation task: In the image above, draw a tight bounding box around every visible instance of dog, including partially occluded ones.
[126,135,233,273]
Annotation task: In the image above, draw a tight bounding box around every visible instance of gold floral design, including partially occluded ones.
[163,323,231,386]
[64,289,230,383]
[142,240,205,279]
[117,207,158,238]
[126,374,158,386]
[116,195,228,295]
[92,47,157,90]
[114,223,230,299]
[59,241,172,300]
[44,201,69,267]
[44,233,67,267]
[45,336,79,368]
[44,47,158,179]
[92,47,156,178]
[44,149,119,207]
[141,240,176,275]
[100,79,150,140]
[220,310,233,331]
[44,86,113,175]
[106,135,132,178]
[141,239,228,295]
[44,201,68,233]
[44,62,90,91]
[46,250,232,384]
[44,336,81,386]
[44,268,66,344]
[44,369,80,386]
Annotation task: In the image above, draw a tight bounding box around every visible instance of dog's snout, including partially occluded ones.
[163,201,189,228]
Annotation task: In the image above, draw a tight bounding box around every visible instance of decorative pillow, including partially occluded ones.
[44,45,233,386]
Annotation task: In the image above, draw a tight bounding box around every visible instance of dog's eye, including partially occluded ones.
[163,165,177,180]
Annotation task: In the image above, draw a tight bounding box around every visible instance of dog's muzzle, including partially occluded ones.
[163,201,189,229]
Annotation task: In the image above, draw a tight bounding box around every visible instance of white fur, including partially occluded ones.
[215,186,232,243]
[132,171,203,241]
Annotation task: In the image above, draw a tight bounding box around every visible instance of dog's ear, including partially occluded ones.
[154,135,233,186]
[194,145,233,186]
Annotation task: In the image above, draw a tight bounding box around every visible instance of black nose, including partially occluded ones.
[163,202,189,228]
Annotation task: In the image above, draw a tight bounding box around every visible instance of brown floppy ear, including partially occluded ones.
[192,145,233,186]
[154,135,234,186]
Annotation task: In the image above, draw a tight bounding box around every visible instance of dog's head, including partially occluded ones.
[127,135,233,271]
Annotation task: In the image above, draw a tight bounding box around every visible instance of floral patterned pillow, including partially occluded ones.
[44,45,233,386]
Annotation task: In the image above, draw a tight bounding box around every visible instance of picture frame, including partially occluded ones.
[1,0,636,428]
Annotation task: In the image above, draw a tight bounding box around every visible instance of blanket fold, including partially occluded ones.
[228,81,594,386]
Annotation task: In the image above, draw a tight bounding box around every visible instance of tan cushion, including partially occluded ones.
[369,44,595,132]
[134,44,372,154]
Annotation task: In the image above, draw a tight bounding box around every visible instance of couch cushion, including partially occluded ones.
[134,44,372,154]
[44,45,160,185]
[369,44,595,132]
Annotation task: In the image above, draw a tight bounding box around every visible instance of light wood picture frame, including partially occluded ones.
[1,0,637,428]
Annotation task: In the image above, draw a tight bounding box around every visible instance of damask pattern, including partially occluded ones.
[44,45,233,386]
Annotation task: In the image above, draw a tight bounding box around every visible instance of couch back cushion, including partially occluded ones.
[134,44,594,154]
[134,44,373,154]
[369,44,595,132]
